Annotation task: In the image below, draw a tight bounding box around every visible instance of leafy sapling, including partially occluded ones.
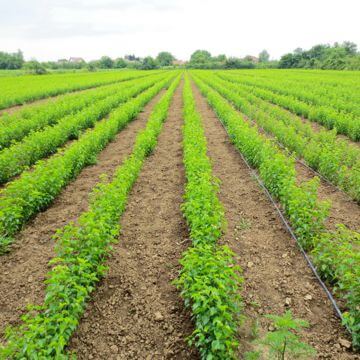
[246,311,316,360]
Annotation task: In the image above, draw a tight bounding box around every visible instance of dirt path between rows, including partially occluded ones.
[0,90,165,341]
[191,81,357,359]
[68,80,197,360]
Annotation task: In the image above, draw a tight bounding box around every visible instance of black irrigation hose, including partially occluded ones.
[215,115,353,336]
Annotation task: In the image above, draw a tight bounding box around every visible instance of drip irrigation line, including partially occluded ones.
[213,109,352,336]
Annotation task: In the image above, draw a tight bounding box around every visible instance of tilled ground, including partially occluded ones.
[191,81,358,359]
[0,90,165,340]
[68,81,197,359]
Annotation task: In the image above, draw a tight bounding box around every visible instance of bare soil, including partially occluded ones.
[0,90,165,341]
[191,82,358,359]
[68,80,197,359]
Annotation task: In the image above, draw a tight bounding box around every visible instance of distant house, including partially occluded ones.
[57,58,68,63]
[69,57,85,63]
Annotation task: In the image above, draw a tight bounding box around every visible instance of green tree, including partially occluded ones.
[321,47,348,69]
[190,50,212,64]
[215,54,227,62]
[87,62,97,72]
[140,56,158,70]
[114,58,127,68]
[279,53,300,68]
[345,55,360,70]
[24,60,47,75]
[341,41,357,55]
[156,51,175,66]
[225,57,255,69]
[259,49,270,62]
[0,50,24,69]
[98,56,114,69]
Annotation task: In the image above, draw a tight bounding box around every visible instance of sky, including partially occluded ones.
[1,0,359,61]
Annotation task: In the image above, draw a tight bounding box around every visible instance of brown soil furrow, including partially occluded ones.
[0,90,165,340]
[68,81,197,360]
[191,82,357,359]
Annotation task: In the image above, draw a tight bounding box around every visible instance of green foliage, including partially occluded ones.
[0,70,159,110]
[0,50,24,69]
[175,75,243,359]
[192,72,330,247]
[24,60,47,75]
[156,51,175,66]
[192,70,360,347]
[190,50,212,64]
[98,56,114,69]
[0,73,176,253]
[0,72,151,150]
[0,75,181,358]
[0,74,165,184]
[215,71,360,142]
[312,225,360,348]
[140,56,158,70]
[87,62,97,71]
[279,42,360,70]
[255,311,316,359]
[224,57,255,69]
[259,50,270,63]
[212,72,360,200]
[114,57,127,68]
[176,245,243,359]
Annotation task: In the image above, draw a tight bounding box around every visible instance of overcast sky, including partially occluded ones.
[1,0,359,61]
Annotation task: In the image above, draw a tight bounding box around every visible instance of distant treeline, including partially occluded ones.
[185,42,360,70]
[0,52,176,74]
[279,42,360,70]
[1,42,359,73]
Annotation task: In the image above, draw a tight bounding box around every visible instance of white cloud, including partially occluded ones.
[0,0,359,61]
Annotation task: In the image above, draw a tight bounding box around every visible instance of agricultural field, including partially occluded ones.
[0,69,359,359]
